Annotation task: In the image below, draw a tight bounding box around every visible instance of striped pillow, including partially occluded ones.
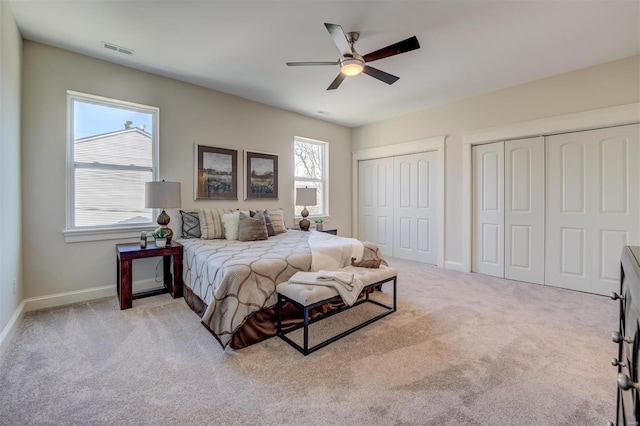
[198,208,232,239]
[267,208,287,234]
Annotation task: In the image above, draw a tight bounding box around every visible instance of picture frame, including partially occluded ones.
[194,145,238,200]
[245,151,278,199]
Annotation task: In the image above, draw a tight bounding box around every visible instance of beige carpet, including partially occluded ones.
[0,257,618,425]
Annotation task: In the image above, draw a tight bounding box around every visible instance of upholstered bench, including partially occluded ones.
[276,265,397,355]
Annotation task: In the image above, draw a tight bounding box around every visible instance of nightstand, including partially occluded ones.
[317,228,337,235]
[115,241,183,310]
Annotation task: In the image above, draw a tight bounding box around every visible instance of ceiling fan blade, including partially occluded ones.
[286,61,340,66]
[362,36,420,63]
[327,73,346,90]
[363,65,400,85]
[324,23,352,56]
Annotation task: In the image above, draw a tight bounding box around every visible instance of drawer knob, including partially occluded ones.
[618,373,640,390]
[612,331,632,344]
[610,292,625,301]
[612,357,627,368]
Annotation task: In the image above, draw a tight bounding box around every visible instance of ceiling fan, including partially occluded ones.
[286,23,420,90]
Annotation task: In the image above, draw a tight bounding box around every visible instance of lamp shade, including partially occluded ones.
[145,181,181,208]
[296,187,317,207]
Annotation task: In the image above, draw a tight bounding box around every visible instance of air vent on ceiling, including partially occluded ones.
[102,41,133,56]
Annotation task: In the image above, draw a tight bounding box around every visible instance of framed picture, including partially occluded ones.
[194,145,238,200]
[245,151,278,199]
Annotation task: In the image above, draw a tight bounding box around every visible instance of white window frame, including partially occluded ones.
[294,136,329,218]
[63,91,159,243]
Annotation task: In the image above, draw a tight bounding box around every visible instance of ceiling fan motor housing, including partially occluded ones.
[340,55,364,76]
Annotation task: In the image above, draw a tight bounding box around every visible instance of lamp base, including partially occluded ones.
[299,218,310,231]
[156,209,173,243]
[299,206,310,231]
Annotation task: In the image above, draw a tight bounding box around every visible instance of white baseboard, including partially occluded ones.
[23,285,115,312]
[0,278,171,361]
[0,300,26,361]
[22,278,166,312]
[444,261,470,272]
[132,278,165,293]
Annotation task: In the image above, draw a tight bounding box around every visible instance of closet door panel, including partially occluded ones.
[358,157,394,256]
[546,124,639,295]
[393,151,438,264]
[472,142,504,278]
[505,137,545,284]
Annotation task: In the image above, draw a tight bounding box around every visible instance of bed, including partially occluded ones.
[179,227,386,349]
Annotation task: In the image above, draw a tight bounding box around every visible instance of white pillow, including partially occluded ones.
[222,211,240,240]
[222,211,250,240]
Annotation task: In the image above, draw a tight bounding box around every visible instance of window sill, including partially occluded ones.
[63,224,157,243]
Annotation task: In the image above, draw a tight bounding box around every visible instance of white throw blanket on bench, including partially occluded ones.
[309,232,364,272]
[288,270,364,306]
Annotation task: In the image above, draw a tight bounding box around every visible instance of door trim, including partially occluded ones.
[352,135,446,267]
[461,102,640,273]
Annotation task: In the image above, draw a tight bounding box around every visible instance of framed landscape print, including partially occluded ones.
[195,145,238,200]
[245,151,278,199]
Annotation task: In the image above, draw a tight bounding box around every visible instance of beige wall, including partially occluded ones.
[21,41,351,299]
[0,2,23,337]
[353,55,640,266]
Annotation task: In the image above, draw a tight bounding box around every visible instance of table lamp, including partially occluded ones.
[296,187,317,231]
[145,180,181,243]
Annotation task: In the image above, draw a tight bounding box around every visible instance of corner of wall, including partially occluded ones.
[0,0,24,359]
[0,302,25,360]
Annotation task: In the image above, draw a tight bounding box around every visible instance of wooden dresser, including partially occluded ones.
[612,246,640,425]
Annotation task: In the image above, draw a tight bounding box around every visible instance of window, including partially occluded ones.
[66,91,158,233]
[294,137,328,217]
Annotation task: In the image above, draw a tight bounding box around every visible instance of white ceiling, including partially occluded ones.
[8,1,640,128]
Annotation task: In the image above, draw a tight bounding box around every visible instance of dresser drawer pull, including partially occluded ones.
[612,358,627,368]
[610,292,625,301]
[618,373,640,391]
[612,331,632,344]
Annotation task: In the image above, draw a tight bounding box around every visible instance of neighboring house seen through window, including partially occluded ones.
[67,91,158,231]
[294,137,328,217]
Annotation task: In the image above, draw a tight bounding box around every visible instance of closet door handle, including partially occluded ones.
[618,373,640,391]
[612,331,632,344]
[612,358,627,368]
[610,292,625,301]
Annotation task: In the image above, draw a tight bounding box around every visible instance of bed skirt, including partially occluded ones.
[183,283,345,350]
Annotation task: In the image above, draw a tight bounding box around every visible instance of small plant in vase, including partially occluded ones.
[314,218,324,231]
[151,229,170,248]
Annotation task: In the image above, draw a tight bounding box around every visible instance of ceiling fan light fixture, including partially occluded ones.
[340,58,364,76]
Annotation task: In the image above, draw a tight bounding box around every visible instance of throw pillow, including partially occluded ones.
[238,211,268,241]
[261,210,276,236]
[251,210,275,236]
[267,208,287,234]
[198,208,232,239]
[180,210,201,239]
[222,211,242,240]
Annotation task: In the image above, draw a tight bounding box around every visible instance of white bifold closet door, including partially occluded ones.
[358,157,394,257]
[393,152,439,264]
[472,125,639,295]
[472,137,545,283]
[504,137,545,285]
[472,142,505,277]
[545,125,640,295]
[358,151,439,264]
